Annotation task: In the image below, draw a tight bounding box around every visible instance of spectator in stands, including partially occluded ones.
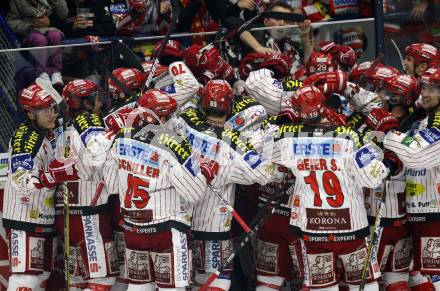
[7,0,68,86]
[114,0,159,36]
[62,0,116,38]
[224,1,313,61]
[174,0,257,33]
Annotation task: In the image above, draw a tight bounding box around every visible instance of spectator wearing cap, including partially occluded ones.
[7,0,68,86]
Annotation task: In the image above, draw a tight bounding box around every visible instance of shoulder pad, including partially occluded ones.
[221,128,256,155]
[180,107,212,132]
[72,113,105,135]
[11,123,45,157]
[428,111,440,129]
[282,79,303,91]
[232,96,260,115]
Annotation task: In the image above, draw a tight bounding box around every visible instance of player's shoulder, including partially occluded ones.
[221,128,256,154]
[427,111,440,129]
[118,126,193,165]
[10,122,45,157]
[71,112,105,135]
[180,107,213,132]
[232,95,261,114]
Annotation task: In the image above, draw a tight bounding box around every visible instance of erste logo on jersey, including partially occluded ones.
[119,139,160,167]
[293,141,342,157]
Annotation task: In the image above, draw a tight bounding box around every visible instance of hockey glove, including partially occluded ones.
[200,159,220,184]
[383,150,403,176]
[259,54,291,79]
[278,108,302,123]
[239,53,268,80]
[322,107,347,126]
[47,158,80,183]
[365,108,399,133]
[303,70,348,94]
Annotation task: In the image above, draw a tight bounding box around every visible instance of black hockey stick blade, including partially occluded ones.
[114,41,144,72]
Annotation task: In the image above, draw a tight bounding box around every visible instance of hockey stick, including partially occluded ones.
[359,174,392,290]
[207,184,252,234]
[200,184,289,290]
[141,0,181,94]
[35,77,71,289]
[390,39,405,72]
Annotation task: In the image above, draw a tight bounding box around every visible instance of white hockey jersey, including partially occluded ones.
[103,125,208,233]
[2,123,56,232]
[52,112,112,214]
[271,123,388,241]
[174,107,275,238]
[384,112,440,222]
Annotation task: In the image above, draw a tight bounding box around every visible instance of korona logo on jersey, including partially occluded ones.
[83,215,99,273]
[306,208,351,231]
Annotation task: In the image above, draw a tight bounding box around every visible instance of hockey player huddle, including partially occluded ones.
[3,21,440,291]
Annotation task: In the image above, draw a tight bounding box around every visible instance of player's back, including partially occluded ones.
[272,123,387,241]
[107,126,204,233]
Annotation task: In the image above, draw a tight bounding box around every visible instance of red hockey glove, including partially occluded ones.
[322,107,347,126]
[303,70,348,94]
[259,54,291,79]
[200,159,220,184]
[239,53,267,80]
[383,150,403,176]
[365,108,399,133]
[182,44,204,70]
[48,158,80,183]
[37,168,58,189]
[278,108,301,123]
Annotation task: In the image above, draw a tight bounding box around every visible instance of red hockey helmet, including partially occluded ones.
[153,40,183,60]
[62,79,101,110]
[18,84,57,112]
[138,89,177,124]
[128,0,146,9]
[307,51,338,74]
[404,43,440,67]
[421,68,440,88]
[368,65,399,90]
[383,74,420,106]
[201,80,234,114]
[108,67,145,95]
[290,85,325,122]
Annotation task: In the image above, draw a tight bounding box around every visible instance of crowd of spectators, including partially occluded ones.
[0,0,438,91]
